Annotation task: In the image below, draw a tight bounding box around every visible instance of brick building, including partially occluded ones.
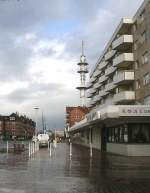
[66,106,89,129]
[0,113,35,140]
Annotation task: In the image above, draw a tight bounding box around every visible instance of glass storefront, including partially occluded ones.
[107,123,150,143]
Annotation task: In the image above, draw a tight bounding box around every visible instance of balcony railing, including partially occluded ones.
[90,87,97,94]
[105,82,117,92]
[105,66,116,76]
[99,89,108,97]
[112,35,133,50]
[94,82,101,89]
[114,91,135,103]
[90,75,97,83]
[99,75,107,83]
[113,53,134,67]
[93,68,101,77]
[117,17,133,34]
[86,92,93,98]
[98,61,107,70]
[105,50,116,61]
[114,71,134,85]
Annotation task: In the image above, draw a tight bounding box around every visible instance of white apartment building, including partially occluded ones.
[68,0,150,156]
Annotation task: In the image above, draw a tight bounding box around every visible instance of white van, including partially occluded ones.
[37,134,49,147]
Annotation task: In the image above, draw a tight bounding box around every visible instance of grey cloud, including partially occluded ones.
[0,0,72,34]
[5,82,64,104]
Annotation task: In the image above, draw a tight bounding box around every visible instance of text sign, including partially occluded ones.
[119,106,150,116]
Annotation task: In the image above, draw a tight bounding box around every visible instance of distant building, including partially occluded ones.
[66,106,89,129]
[0,113,35,140]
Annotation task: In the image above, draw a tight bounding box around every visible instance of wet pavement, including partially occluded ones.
[0,143,150,193]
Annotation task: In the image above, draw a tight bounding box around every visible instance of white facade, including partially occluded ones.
[69,0,150,156]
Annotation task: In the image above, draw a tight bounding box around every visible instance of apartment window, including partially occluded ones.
[135,80,141,89]
[143,73,150,85]
[141,31,147,44]
[144,96,150,105]
[134,40,138,51]
[135,61,139,69]
[133,23,137,32]
[140,9,145,23]
[142,52,149,64]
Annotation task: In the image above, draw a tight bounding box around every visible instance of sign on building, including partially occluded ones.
[119,106,150,116]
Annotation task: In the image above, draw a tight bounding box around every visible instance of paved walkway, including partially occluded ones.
[0,143,150,193]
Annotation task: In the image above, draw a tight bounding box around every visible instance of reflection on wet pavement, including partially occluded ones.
[0,143,150,193]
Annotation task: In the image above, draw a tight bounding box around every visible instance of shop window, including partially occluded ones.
[107,124,128,143]
[124,125,128,142]
[130,124,149,143]
[120,126,124,142]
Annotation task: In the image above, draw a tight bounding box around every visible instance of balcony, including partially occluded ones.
[113,53,134,68]
[90,87,97,94]
[86,82,92,89]
[86,91,93,98]
[93,68,101,77]
[105,50,116,61]
[93,95,100,103]
[112,35,133,51]
[99,89,108,97]
[90,99,95,106]
[114,71,134,85]
[117,17,133,34]
[105,66,116,76]
[99,75,107,83]
[114,91,135,104]
[90,75,97,83]
[98,61,107,70]
[94,82,101,89]
[105,82,117,92]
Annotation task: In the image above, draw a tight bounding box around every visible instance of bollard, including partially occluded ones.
[48,141,49,150]
[53,140,57,148]
[6,141,9,154]
[32,142,34,155]
[49,143,52,157]
[69,142,72,157]
[30,142,32,156]
[90,142,93,158]
[29,142,30,157]
[33,142,35,153]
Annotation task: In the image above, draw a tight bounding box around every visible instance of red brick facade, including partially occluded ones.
[66,106,89,128]
[0,113,35,139]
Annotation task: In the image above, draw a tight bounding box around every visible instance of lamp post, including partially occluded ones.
[34,107,39,135]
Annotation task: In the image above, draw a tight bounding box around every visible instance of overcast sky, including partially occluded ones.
[0,0,143,130]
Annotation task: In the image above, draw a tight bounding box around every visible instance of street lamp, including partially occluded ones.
[34,106,39,135]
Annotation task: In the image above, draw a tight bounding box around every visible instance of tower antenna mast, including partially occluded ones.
[76,41,89,106]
